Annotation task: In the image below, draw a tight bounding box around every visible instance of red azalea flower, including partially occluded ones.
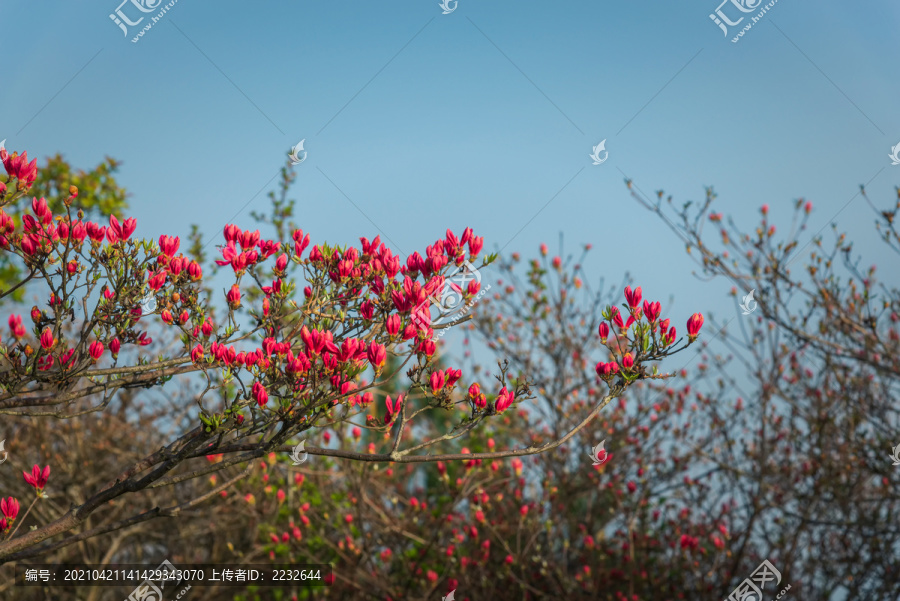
[23,464,50,491]
[495,387,515,413]
[624,285,642,310]
[0,496,19,521]
[39,327,54,350]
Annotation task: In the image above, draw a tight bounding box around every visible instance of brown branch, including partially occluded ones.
[208,386,625,464]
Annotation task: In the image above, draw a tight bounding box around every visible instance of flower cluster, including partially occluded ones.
[0,463,51,537]
[180,222,494,430]
[594,286,703,384]
[1,147,38,191]
[0,147,510,437]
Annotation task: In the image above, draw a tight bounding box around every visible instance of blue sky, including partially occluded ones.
[3,0,900,359]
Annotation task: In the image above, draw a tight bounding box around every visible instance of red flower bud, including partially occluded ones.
[430,370,446,393]
[292,229,310,257]
[384,394,403,424]
[159,235,179,257]
[611,306,625,329]
[642,300,661,323]
[148,270,167,291]
[226,285,241,307]
[8,315,25,338]
[223,224,240,243]
[252,381,268,407]
[595,361,619,379]
[386,314,401,336]
[468,235,483,257]
[191,344,204,363]
[1,496,19,521]
[687,313,704,341]
[367,341,386,369]
[624,286,642,310]
[666,326,677,346]
[39,327,54,350]
[495,387,514,413]
[238,229,260,250]
[23,464,50,491]
[598,322,609,342]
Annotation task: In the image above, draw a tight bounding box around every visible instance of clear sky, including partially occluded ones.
[3,0,900,360]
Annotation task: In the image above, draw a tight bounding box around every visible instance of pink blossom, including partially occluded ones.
[23,464,50,491]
